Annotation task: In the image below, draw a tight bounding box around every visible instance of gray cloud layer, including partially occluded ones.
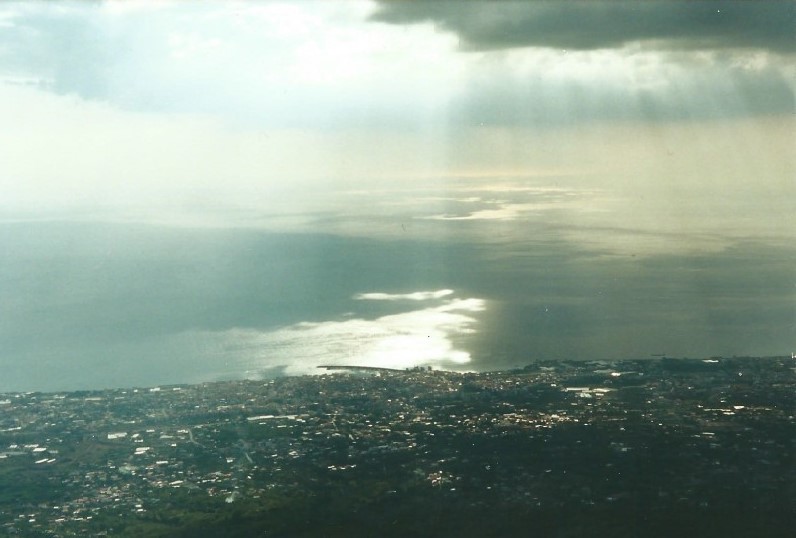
[0,2,791,130]
[372,1,795,53]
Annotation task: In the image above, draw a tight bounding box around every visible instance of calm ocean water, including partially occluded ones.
[1,221,792,392]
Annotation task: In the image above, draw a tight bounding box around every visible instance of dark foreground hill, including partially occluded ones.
[0,357,793,536]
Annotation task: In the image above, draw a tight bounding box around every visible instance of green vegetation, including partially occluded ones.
[0,357,793,536]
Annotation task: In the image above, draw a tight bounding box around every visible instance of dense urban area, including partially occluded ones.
[0,357,793,537]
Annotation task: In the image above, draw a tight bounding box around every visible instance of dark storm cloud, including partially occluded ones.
[371,1,795,53]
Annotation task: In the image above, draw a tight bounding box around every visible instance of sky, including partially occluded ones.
[0,1,793,391]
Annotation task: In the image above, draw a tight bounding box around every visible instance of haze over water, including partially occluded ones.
[2,211,792,392]
[0,1,793,392]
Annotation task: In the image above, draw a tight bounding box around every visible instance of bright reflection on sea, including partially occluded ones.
[198,290,485,377]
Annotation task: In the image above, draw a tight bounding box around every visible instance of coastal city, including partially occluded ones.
[1,356,793,537]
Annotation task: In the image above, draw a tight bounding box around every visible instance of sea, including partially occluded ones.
[0,220,793,392]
